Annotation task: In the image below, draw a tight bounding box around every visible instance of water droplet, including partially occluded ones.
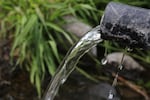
[127,48,133,52]
[61,78,66,84]
[108,90,114,99]
[118,64,123,70]
[101,58,107,65]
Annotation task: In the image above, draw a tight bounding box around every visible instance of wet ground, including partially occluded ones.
[0,39,39,100]
[0,64,149,100]
[0,64,38,100]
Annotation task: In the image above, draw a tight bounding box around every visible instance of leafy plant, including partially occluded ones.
[0,0,99,97]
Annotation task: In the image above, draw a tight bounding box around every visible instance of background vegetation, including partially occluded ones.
[0,0,150,98]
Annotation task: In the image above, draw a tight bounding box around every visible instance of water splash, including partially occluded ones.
[108,90,114,99]
[43,25,102,100]
[101,58,108,65]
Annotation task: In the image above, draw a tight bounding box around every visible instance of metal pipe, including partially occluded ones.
[100,2,150,49]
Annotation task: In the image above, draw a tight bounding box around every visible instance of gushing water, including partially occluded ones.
[43,25,102,100]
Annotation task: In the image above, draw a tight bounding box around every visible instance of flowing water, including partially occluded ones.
[43,25,103,100]
[108,52,125,99]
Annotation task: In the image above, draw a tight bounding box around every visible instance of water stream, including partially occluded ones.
[108,52,125,99]
[43,25,103,100]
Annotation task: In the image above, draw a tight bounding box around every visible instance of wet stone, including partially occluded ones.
[83,83,120,100]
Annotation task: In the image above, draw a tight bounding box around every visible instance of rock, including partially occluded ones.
[102,52,145,80]
[55,71,120,100]
[62,15,92,37]
[105,52,145,71]
[82,83,120,100]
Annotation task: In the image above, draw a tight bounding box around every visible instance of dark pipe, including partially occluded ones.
[100,2,150,49]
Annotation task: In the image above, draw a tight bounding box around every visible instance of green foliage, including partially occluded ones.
[0,0,99,97]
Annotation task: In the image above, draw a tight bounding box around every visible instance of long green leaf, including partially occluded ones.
[46,22,73,44]
[48,40,61,62]
[35,73,41,97]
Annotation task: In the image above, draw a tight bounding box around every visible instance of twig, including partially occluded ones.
[112,73,150,100]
